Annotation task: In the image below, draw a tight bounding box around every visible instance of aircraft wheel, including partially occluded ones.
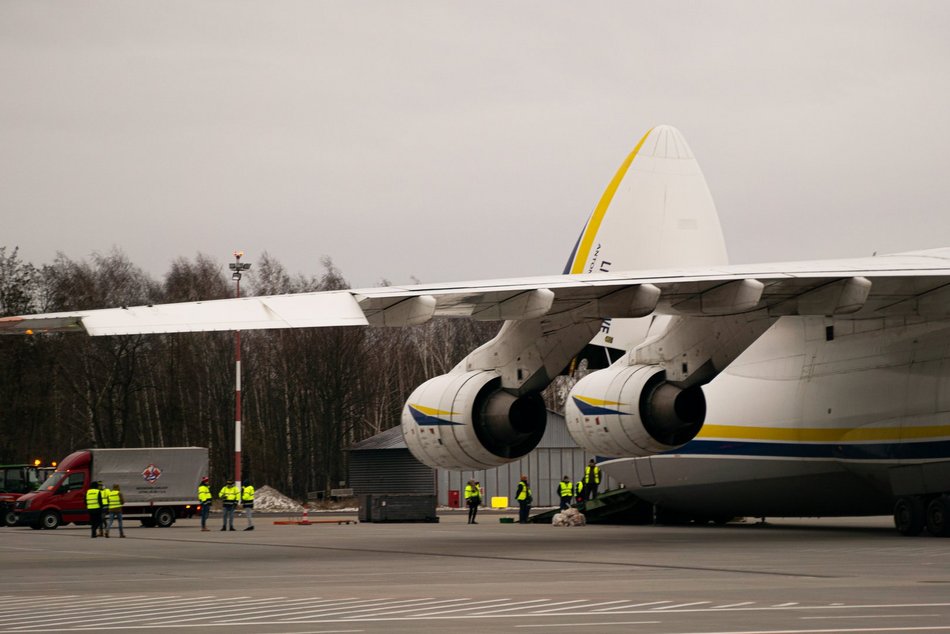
[926,495,950,537]
[893,496,925,536]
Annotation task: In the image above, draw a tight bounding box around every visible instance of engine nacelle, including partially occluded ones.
[402,370,547,470]
[565,364,706,457]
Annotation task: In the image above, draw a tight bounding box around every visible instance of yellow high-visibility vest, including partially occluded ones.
[584,464,601,484]
[107,490,122,510]
[516,482,531,501]
[219,485,239,503]
[559,481,573,497]
[198,484,212,503]
[85,488,101,509]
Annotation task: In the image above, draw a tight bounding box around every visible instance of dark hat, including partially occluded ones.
[226,479,234,484]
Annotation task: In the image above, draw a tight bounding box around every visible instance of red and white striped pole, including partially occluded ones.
[230,251,251,492]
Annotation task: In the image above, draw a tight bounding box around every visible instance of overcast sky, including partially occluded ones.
[2,1,949,289]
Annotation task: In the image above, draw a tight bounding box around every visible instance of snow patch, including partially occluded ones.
[253,485,304,512]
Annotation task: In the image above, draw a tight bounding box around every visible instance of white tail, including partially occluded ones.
[565,125,728,358]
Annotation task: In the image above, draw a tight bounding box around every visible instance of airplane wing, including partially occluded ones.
[3,248,950,336]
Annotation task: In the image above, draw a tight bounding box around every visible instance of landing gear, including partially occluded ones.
[926,495,950,537]
[894,496,925,536]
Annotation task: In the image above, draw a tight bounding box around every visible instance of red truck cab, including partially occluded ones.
[16,451,92,530]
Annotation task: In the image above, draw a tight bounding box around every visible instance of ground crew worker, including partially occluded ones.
[85,481,104,538]
[219,479,239,531]
[242,480,255,531]
[515,475,532,524]
[198,476,212,531]
[557,476,574,510]
[464,479,480,524]
[99,483,111,536]
[575,479,585,505]
[584,459,602,499]
[105,483,125,538]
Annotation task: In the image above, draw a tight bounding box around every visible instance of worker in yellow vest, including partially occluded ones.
[197,476,212,532]
[241,480,255,531]
[99,484,111,536]
[105,483,125,538]
[464,480,480,524]
[575,479,585,505]
[219,479,239,531]
[515,475,532,524]
[85,481,104,539]
[584,459,602,499]
[557,476,574,510]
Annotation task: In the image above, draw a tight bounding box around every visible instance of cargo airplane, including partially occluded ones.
[4,125,950,536]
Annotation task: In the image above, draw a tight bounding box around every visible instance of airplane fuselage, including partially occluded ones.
[601,315,950,519]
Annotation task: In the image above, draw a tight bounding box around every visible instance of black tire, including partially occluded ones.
[154,507,175,528]
[894,496,926,536]
[926,495,950,537]
[3,508,17,527]
[40,510,60,530]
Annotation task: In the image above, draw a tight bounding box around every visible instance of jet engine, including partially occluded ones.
[401,370,547,470]
[565,364,706,456]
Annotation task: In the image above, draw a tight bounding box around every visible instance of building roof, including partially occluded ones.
[349,425,406,451]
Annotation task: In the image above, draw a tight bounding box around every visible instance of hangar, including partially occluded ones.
[348,410,617,508]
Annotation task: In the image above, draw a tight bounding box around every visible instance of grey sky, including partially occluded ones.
[2,1,948,289]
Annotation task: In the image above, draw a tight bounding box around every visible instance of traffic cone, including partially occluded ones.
[301,507,310,525]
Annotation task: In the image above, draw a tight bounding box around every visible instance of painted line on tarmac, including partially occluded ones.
[800,614,942,620]
[516,621,662,628]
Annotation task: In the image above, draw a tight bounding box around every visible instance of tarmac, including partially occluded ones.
[2,509,950,633]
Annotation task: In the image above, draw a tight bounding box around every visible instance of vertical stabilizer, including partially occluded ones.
[565,125,728,361]
[565,125,727,275]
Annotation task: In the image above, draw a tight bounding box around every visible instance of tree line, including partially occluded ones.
[0,246,502,499]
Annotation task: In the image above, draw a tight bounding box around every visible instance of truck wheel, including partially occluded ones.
[40,511,61,530]
[926,495,950,537]
[894,496,925,536]
[154,507,175,528]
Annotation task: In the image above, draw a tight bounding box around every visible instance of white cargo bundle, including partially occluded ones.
[552,508,586,527]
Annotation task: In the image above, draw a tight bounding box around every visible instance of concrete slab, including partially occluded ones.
[2,512,949,633]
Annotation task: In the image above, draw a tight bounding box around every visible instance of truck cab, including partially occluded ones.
[14,451,91,530]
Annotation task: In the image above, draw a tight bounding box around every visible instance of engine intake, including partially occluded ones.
[565,364,705,457]
[402,370,547,470]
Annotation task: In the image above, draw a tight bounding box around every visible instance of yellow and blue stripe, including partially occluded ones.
[672,424,950,460]
[407,403,462,426]
[571,395,628,416]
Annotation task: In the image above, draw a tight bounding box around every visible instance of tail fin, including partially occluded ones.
[565,125,728,362]
[565,124,727,275]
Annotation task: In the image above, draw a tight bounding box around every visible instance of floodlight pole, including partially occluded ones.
[229,251,252,492]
